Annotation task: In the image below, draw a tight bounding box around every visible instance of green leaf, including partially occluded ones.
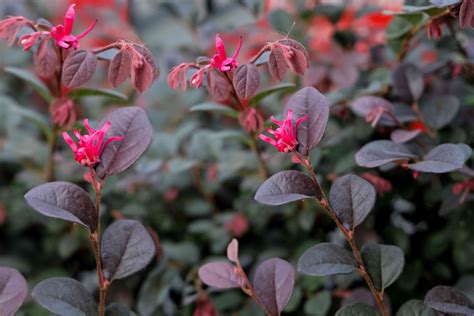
[190,102,239,118]
[250,83,295,106]
[304,291,331,316]
[396,299,436,316]
[68,88,128,102]
[4,67,52,102]
[361,243,405,292]
[335,303,380,315]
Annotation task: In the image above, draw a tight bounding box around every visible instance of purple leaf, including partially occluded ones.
[390,129,421,144]
[34,38,58,79]
[392,63,424,102]
[278,39,310,70]
[108,50,132,88]
[233,64,260,100]
[32,277,98,315]
[253,258,295,316]
[284,87,330,155]
[0,267,28,316]
[96,107,153,178]
[425,286,474,314]
[297,243,356,276]
[254,170,318,206]
[101,220,155,280]
[329,174,376,229]
[355,140,416,168]
[460,0,474,29]
[198,262,244,289]
[420,95,460,129]
[227,239,239,263]
[268,48,287,81]
[408,143,472,173]
[133,45,159,80]
[24,181,97,231]
[62,50,97,88]
[207,71,232,101]
[351,96,397,127]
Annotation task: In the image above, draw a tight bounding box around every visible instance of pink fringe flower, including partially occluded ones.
[50,4,96,49]
[259,109,308,153]
[210,34,242,72]
[62,119,123,167]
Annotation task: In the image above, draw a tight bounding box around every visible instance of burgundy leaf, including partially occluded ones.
[101,220,155,280]
[268,48,287,81]
[108,50,132,88]
[131,57,154,93]
[351,96,397,127]
[61,50,97,88]
[425,286,474,314]
[207,71,232,102]
[254,170,318,205]
[239,108,264,132]
[133,45,159,79]
[408,143,471,173]
[392,63,424,102]
[0,267,28,316]
[253,258,295,316]
[226,239,239,263]
[233,64,260,100]
[390,129,421,144]
[198,262,244,289]
[329,174,376,229]
[285,47,308,76]
[355,140,416,168]
[460,0,474,29]
[420,95,460,129]
[96,107,153,178]
[50,97,76,128]
[24,181,97,231]
[34,37,58,79]
[284,87,330,155]
[278,39,310,68]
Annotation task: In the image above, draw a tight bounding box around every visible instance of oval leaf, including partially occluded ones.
[106,303,137,316]
[396,299,435,316]
[24,181,97,231]
[460,0,474,29]
[355,140,415,168]
[420,95,459,129]
[351,96,396,127]
[0,267,28,316]
[268,48,287,81]
[284,87,330,155]
[34,38,58,79]
[336,303,379,316]
[361,243,405,292]
[227,239,239,263]
[329,174,376,229]
[298,243,357,276]
[198,262,244,289]
[131,58,154,93]
[207,71,232,101]
[253,258,295,316]
[32,277,98,316]
[425,286,474,315]
[254,170,318,206]
[408,143,471,173]
[96,107,153,178]
[390,129,421,144]
[101,220,155,280]
[62,50,98,88]
[108,50,132,88]
[233,64,260,100]
[278,39,310,70]
[392,63,424,102]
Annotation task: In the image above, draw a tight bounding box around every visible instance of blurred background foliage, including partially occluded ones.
[0,0,473,315]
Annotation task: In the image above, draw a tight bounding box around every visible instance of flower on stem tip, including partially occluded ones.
[259,109,308,153]
[210,34,242,72]
[62,119,123,167]
[50,4,96,49]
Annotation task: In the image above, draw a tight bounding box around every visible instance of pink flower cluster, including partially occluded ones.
[259,109,307,153]
[63,119,123,167]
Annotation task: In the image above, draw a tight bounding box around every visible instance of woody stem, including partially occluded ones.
[300,159,388,316]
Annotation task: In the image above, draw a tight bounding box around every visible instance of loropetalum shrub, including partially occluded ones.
[0,4,158,181]
[24,107,155,315]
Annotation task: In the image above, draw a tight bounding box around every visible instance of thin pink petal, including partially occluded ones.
[83,119,94,134]
[62,132,77,152]
[215,34,227,58]
[76,19,97,39]
[64,4,76,35]
[231,36,243,59]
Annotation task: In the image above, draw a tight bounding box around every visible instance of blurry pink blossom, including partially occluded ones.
[50,4,96,49]
[260,109,307,153]
[210,34,242,72]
